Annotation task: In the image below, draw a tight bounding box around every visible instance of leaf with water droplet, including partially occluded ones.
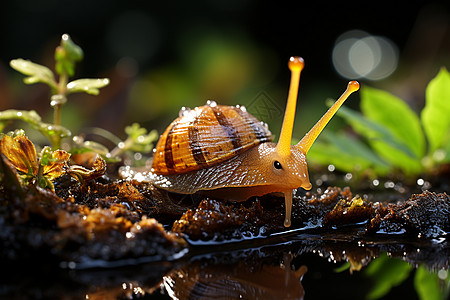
[66,78,110,95]
[60,34,83,62]
[10,59,57,89]
[0,109,42,124]
[55,34,84,77]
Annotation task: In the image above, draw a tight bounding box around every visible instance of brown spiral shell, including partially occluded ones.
[151,101,273,175]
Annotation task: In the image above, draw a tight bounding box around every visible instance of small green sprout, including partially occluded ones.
[308,68,450,178]
[109,123,158,159]
[9,34,109,149]
[69,123,157,164]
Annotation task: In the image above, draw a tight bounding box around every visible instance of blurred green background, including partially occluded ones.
[1,0,449,144]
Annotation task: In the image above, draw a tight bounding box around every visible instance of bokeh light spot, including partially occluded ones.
[332,30,398,81]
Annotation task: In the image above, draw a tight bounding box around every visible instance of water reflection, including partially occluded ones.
[163,253,307,299]
[2,231,449,299]
[90,232,448,299]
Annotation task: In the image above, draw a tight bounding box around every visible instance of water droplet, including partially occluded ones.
[206,100,217,107]
[50,94,67,106]
[384,181,395,188]
[179,106,191,117]
[438,269,448,280]
[236,104,247,112]
[344,173,353,181]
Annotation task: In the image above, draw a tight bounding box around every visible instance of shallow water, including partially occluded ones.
[3,225,449,299]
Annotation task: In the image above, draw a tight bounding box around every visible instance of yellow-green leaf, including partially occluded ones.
[66,78,110,95]
[421,68,450,154]
[10,59,57,89]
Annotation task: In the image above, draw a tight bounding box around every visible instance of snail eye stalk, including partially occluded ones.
[298,81,360,154]
[276,56,304,157]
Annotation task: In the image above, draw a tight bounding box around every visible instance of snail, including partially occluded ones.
[126,57,359,227]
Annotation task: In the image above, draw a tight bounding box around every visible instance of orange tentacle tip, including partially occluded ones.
[288,56,304,72]
[347,80,360,92]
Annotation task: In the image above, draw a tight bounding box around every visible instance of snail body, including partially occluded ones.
[147,57,359,227]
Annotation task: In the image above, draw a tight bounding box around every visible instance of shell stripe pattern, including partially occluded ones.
[233,106,271,142]
[188,105,242,167]
[210,105,242,149]
[163,122,177,171]
[188,121,208,166]
[152,104,273,175]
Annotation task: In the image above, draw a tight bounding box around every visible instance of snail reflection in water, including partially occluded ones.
[163,254,308,299]
[126,57,359,227]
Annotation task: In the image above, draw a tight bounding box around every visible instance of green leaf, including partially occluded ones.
[66,78,110,95]
[124,123,158,153]
[366,254,412,300]
[336,105,422,174]
[10,59,57,90]
[325,132,390,171]
[334,262,351,273]
[335,104,416,158]
[60,34,83,62]
[421,68,450,155]
[55,34,84,77]
[0,109,42,125]
[360,87,425,174]
[0,109,71,147]
[125,123,148,138]
[414,266,443,300]
[36,123,71,139]
[308,132,390,175]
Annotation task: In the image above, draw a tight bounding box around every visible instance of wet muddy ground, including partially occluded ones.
[1,156,449,299]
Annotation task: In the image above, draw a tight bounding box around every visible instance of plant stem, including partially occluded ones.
[36,162,44,188]
[109,139,132,158]
[49,73,68,149]
[53,103,62,126]
[56,73,68,123]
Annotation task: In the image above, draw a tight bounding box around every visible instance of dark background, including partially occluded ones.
[1,0,449,141]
